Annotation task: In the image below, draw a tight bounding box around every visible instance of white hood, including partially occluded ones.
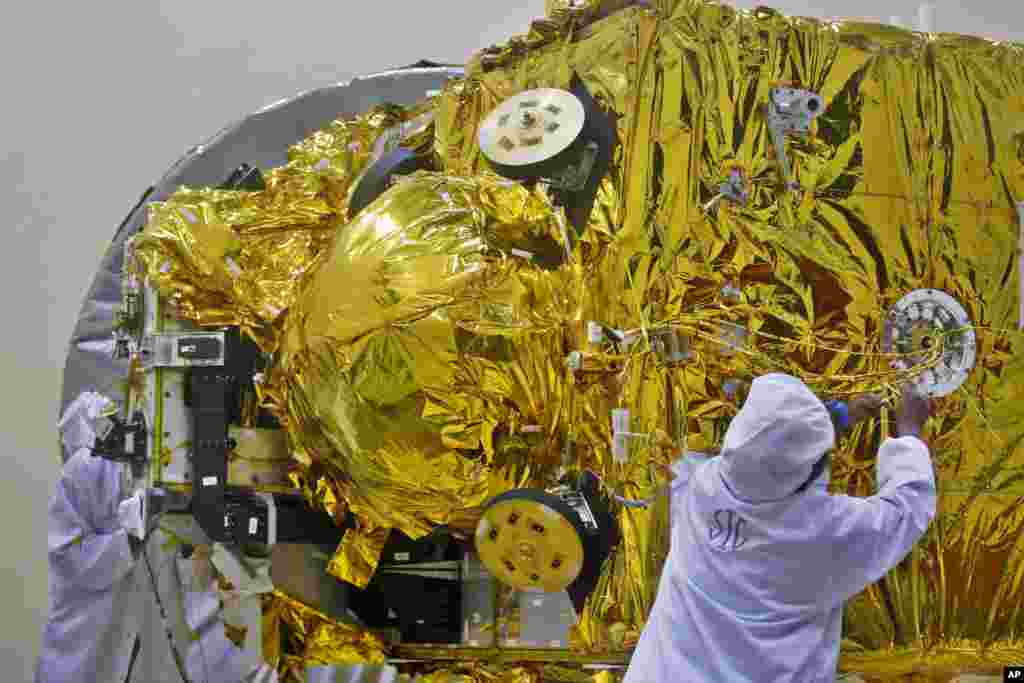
[719,374,836,502]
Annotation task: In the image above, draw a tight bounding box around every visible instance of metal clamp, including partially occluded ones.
[139,331,227,368]
[716,321,748,356]
[703,167,749,212]
[766,86,824,190]
[546,140,600,192]
[112,237,144,361]
[650,329,690,365]
[93,410,149,477]
[550,485,600,534]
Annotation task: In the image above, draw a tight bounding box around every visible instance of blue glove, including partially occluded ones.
[824,400,850,433]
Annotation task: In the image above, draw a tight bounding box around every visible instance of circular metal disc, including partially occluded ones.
[474,489,586,593]
[882,289,977,397]
[478,89,586,168]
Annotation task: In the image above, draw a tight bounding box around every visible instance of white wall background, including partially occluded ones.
[0,1,1019,680]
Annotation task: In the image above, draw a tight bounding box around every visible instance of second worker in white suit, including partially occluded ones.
[624,374,936,682]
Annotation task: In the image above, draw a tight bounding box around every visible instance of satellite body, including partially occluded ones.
[62,1,1024,680]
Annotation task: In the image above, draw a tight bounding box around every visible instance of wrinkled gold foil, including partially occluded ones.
[395,662,621,683]
[571,477,670,652]
[144,0,1024,678]
[133,103,434,351]
[274,171,571,587]
[262,591,387,682]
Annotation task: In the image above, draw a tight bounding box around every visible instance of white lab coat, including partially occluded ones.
[624,375,937,682]
[40,393,276,683]
[36,449,140,683]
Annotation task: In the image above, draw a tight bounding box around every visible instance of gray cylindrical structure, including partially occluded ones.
[307,664,400,683]
[58,64,464,462]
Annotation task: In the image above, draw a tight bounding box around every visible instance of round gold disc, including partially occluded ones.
[474,490,586,593]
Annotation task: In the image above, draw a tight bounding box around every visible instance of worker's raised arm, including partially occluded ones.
[820,387,937,608]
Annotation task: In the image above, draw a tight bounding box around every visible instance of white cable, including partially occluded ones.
[702,193,724,213]
[584,467,685,509]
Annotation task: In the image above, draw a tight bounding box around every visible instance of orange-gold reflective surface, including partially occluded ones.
[141,0,1022,678]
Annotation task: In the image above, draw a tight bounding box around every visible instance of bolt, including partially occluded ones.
[519,543,536,562]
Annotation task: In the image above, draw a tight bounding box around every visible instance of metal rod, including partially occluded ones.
[391,644,630,665]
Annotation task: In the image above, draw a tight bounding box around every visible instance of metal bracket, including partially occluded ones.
[552,486,600,535]
[650,329,690,365]
[766,86,824,191]
[703,167,749,212]
[140,331,227,368]
[113,237,144,361]
[716,322,748,356]
[93,410,149,478]
[376,561,461,581]
[545,140,599,192]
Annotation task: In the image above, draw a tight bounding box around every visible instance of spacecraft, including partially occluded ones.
[66,61,634,680]
[60,1,1023,681]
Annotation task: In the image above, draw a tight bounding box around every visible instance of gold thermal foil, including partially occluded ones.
[142,0,1024,677]
[571,479,671,653]
[275,171,571,586]
[133,104,433,351]
[262,590,387,681]
[325,526,390,588]
[408,664,537,683]
[395,662,621,683]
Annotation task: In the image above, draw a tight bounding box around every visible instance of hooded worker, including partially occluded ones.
[39,391,280,683]
[624,373,936,683]
[38,391,280,683]
[35,445,147,683]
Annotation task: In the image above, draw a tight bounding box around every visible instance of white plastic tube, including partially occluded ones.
[611,408,630,463]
